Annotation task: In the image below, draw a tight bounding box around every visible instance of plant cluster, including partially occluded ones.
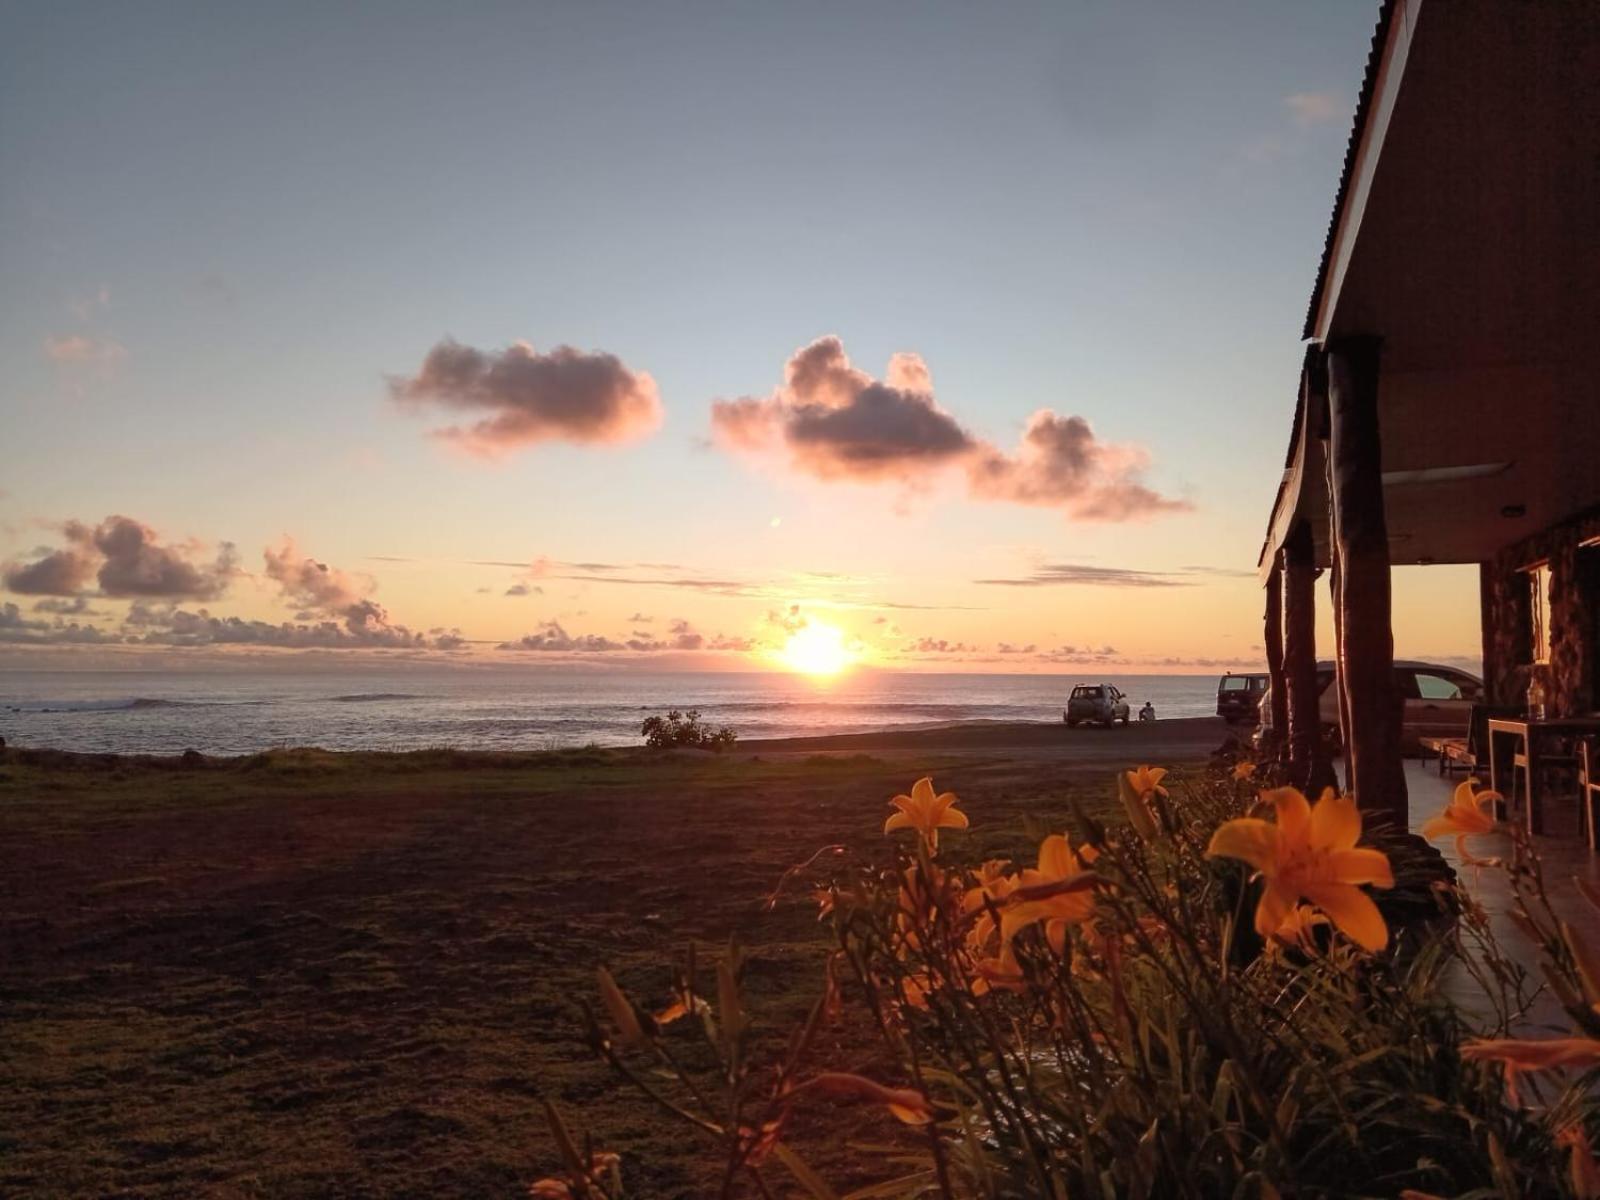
[533,765,1600,1199]
[639,709,738,752]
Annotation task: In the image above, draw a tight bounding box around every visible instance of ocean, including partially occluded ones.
[0,668,1230,756]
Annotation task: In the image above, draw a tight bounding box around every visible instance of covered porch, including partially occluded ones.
[1256,0,1600,827]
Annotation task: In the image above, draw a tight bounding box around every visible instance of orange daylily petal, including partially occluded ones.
[1303,882,1388,952]
[1453,778,1500,815]
[1420,813,1460,840]
[1263,787,1311,843]
[910,777,937,806]
[1254,878,1296,940]
[1128,765,1168,794]
[884,811,914,834]
[935,802,969,830]
[1038,833,1076,877]
[1207,817,1279,873]
[1327,847,1395,888]
[1310,790,1362,852]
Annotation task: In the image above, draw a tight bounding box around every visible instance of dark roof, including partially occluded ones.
[1301,0,1399,340]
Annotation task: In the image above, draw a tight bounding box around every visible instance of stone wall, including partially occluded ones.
[1480,505,1600,715]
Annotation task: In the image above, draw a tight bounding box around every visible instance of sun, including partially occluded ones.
[780,622,853,677]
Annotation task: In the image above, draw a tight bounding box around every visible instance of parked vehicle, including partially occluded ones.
[1065,683,1131,728]
[1255,660,1483,752]
[1216,672,1269,724]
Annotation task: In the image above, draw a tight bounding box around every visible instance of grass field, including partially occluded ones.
[0,744,1175,1198]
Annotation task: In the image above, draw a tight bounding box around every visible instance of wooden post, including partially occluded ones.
[1330,552,1351,785]
[1282,520,1328,791]
[1327,335,1407,825]
[1264,562,1288,755]
[1479,562,1500,707]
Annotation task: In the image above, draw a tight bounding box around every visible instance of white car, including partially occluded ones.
[1256,660,1484,751]
[1065,683,1131,728]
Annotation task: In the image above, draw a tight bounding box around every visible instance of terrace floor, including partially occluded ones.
[1403,759,1600,1032]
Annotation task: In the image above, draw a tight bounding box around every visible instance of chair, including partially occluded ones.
[1469,704,1526,821]
[1582,740,1600,852]
[1507,725,1580,835]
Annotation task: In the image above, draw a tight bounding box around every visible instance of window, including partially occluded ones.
[1413,672,1464,701]
[1221,677,1249,692]
[1527,562,1552,664]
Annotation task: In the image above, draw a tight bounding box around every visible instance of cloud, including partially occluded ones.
[711,336,974,484]
[505,582,543,597]
[968,411,1192,520]
[906,637,975,654]
[2,528,99,595]
[389,338,662,455]
[262,538,428,646]
[712,337,1186,521]
[2,516,236,600]
[43,335,126,364]
[95,518,236,599]
[263,538,367,613]
[1180,564,1257,579]
[32,596,100,615]
[499,616,752,655]
[973,563,1191,588]
[1286,91,1343,126]
[498,621,625,653]
[124,601,433,650]
[0,602,122,645]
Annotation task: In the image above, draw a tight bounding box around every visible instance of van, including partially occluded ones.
[1216,672,1268,725]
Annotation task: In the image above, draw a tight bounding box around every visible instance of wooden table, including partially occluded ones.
[1487,716,1600,835]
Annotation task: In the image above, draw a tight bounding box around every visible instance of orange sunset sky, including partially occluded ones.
[0,3,1483,676]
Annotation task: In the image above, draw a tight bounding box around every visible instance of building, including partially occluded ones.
[1256,0,1600,823]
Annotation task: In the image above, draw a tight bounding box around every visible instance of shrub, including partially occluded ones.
[639,709,737,752]
[546,766,1600,1198]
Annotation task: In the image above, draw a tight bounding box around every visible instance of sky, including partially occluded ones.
[0,1,1484,675]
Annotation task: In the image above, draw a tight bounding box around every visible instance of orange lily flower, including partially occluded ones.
[884,776,968,850]
[1233,760,1256,781]
[1420,778,1501,863]
[1119,766,1167,839]
[1461,1036,1600,1103]
[894,862,954,959]
[963,858,1018,954]
[1206,786,1394,952]
[1002,833,1099,954]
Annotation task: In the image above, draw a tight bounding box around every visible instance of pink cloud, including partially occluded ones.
[43,334,125,364]
[711,337,1188,521]
[2,515,235,600]
[389,338,662,456]
[1285,91,1343,126]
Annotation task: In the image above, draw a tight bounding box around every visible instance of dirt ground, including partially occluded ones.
[0,728,1225,1198]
